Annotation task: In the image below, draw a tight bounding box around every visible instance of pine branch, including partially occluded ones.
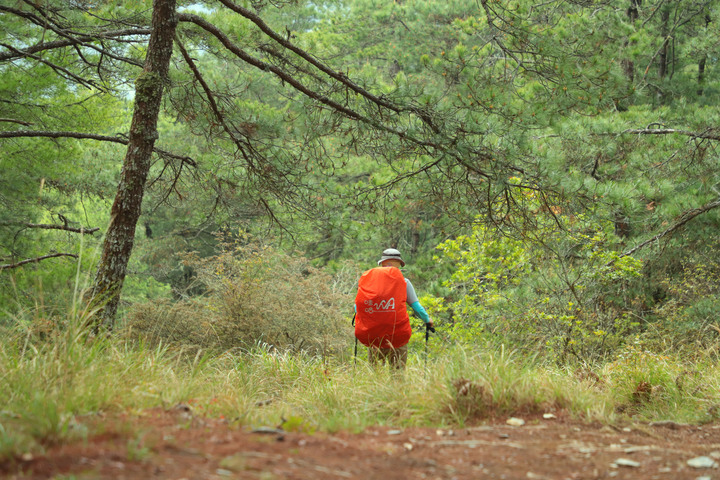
[0,42,104,91]
[174,37,253,156]
[0,29,150,64]
[1,223,100,234]
[619,198,720,259]
[214,0,440,131]
[0,129,129,143]
[177,14,450,155]
[0,130,197,167]
[0,118,32,126]
[0,253,79,271]
[0,5,148,70]
[621,128,720,141]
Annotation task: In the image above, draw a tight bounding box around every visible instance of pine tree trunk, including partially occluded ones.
[658,9,670,80]
[621,0,641,83]
[657,7,670,103]
[698,14,710,96]
[698,56,706,96]
[87,0,177,330]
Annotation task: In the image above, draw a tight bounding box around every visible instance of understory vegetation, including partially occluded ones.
[4,213,720,460]
[2,243,720,461]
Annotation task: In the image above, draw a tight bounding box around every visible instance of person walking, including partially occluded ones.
[354,248,434,369]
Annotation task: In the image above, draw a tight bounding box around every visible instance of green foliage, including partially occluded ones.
[123,237,352,355]
[431,212,645,361]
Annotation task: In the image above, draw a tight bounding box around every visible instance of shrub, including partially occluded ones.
[601,339,720,423]
[644,260,720,356]
[123,240,352,355]
[433,215,643,362]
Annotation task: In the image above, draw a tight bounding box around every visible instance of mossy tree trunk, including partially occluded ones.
[87,0,177,330]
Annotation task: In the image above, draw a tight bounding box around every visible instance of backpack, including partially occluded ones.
[354,267,411,348]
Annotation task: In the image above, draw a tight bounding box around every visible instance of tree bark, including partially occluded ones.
[657,6,670,104]
[87,0,177,330]
[697,56,706,96]
[658,8,670,80]
[621,0,641,83]
[697,14,710,96]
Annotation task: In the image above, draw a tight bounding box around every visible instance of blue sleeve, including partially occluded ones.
[405,278,430,323]
[409,301,430,323]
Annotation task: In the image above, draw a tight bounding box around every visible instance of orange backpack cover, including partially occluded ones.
[354,267,411,348]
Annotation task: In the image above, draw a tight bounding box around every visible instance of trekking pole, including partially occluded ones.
[424,322,435,368]
[351,313,357,366]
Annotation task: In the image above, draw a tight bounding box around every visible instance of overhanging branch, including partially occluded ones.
[0,118,32,126]
[177,14,459,159]
[0,130,127,143]
[0,42,104,91]
[0,28,150,64]
[174,37,253,158]
[215,0,440,132]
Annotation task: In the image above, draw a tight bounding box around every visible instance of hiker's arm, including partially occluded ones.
[353,278,359,313]
[409,300,431,324]
[406,279,432,325]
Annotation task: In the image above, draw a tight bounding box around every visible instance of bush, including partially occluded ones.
[601,340,720,423]
[643,260,720,356]
[123,240,352,355]
[432,215,643,362]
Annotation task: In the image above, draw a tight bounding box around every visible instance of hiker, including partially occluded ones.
[354,248,434,369]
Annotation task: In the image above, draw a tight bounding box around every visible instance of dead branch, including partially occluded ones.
[621,128,720,141]
[0,130,197,167]
[2,223,100,234]
[0,118,32,126]
[0,253,79,271]
[619,198,720,259]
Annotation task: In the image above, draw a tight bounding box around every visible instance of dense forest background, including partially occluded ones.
[2,0,719,363]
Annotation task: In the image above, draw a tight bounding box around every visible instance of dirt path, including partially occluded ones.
[2,409,719,479]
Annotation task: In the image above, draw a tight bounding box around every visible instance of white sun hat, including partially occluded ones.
[377,248,405,267]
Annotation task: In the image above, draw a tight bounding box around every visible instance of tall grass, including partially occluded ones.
[2,313,719,461]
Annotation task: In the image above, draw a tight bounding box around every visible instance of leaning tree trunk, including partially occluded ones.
[87,0,177,330]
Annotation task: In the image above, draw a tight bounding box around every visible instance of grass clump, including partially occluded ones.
[600,339,720,423]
